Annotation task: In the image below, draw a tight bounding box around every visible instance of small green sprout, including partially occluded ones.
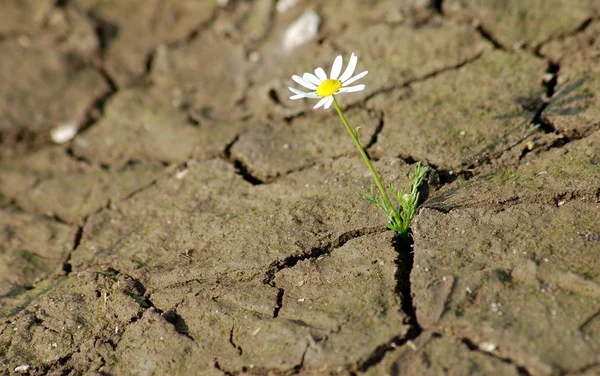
[358,163,428,236]
[288,53,428,236]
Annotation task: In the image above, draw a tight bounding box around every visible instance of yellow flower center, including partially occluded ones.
[316,79,342,97]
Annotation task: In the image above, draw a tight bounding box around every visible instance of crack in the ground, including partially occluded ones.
[86,11,119,57]
[262,226,387,318]
[461,337,532,376]
[72,219,85,251]
[422,182,599,215]
[515,74,600,161]
[213,360,235,376]
[65,145,94,166]
[393,235,421,330]
[531,61,560,132]
[162,309,195,341]
[116,161,182,203]
[262,226,388,287]
[354,234,424,373]
[54,0,71,8]
[473,23,505,50]
[272,288,285,319]
[512,60,562,161]
[158,271,262,299]
[248,149,361,185]
[429,0,444,14]
[290,341,310,375]
[228,326,243,356]
[131,8,219,81]
[232,159,265,185]
[75,65,118,136]
[222,133,241,158]
[579,308,600,333]
[217,336,312,376]
[61,217,86,276]
[220,133,265,185]
[35,352,75,376]
[426,162,473,188]
[533,17,597,59]
[365,50,487,107]
[354,327,422,373]
[103,267,196,341]
[131,2,221,85]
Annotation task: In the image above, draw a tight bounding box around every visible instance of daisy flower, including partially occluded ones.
[285,52,427,236]
[288,53,368,110]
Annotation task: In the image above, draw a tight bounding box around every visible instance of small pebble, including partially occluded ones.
[276,0,297,13]
[283,11,320,50]
[249,51,260,63]
[175,169,189,179]
[51,123,78,144]
[15,365,30,373]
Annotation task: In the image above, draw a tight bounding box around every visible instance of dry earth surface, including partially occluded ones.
[1,0,599,375]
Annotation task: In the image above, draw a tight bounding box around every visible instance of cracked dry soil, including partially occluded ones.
[1,1,599,375]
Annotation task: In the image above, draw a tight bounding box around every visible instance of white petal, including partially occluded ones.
[303,72,321,86]
[289,87,311,97]
[338,84,365,93]
[342,70,368,86]
[339,53,358,82]
[330,55,343,80]
[290,94,305,100]
[313,96,329,109]
[292,75,317,90]
[289,88,319,99]
[323,96,334,109]
[314,67,327,81]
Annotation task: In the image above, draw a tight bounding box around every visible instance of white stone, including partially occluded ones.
[283,11,320,51]
[277,0,298,13]
[51,123,78,144]
[480,342,497,352]
[15,365,30,373]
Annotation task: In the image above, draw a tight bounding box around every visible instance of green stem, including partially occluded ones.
[332,97,401,225]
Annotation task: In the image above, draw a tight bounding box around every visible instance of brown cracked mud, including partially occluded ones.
[1,1,599,375]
